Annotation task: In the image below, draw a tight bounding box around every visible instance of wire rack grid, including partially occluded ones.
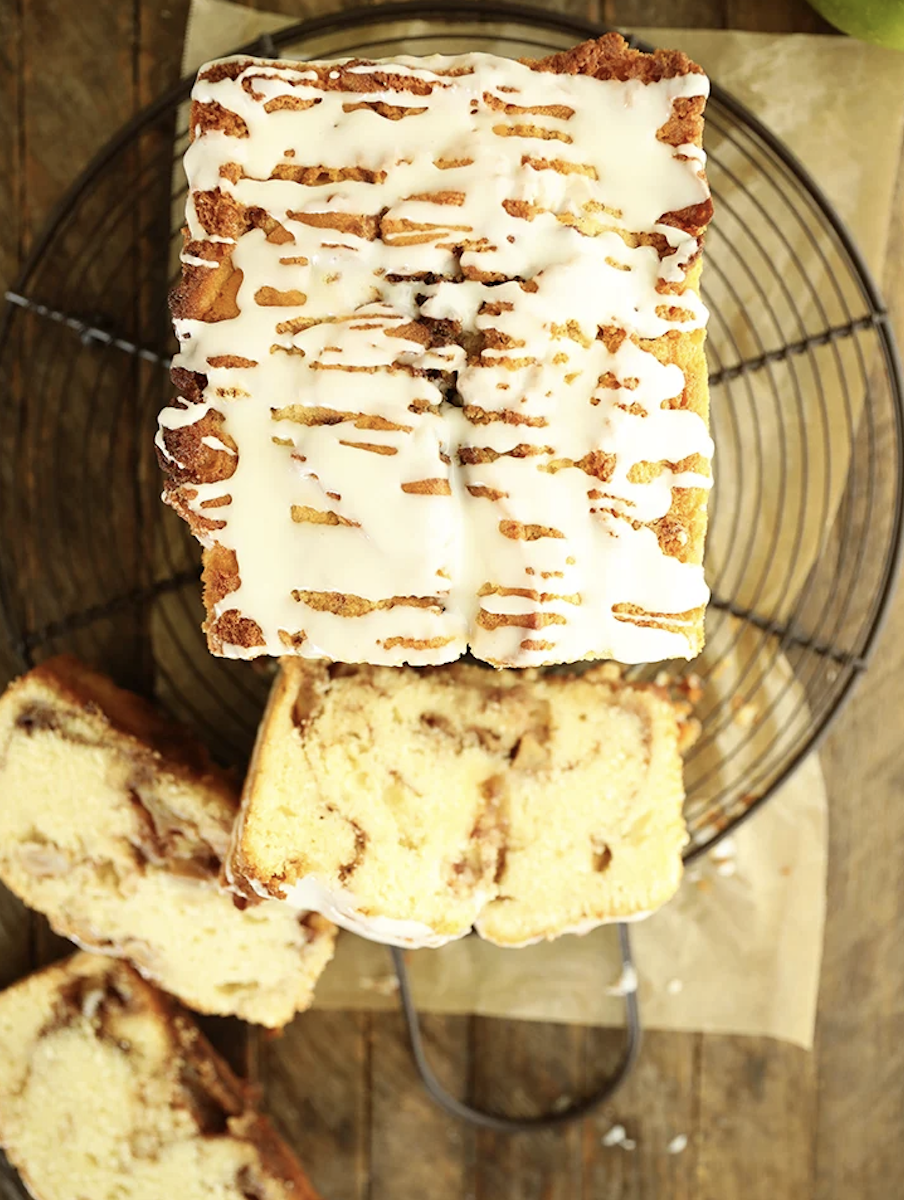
[1,3,901,868]
[0,0,903,1144]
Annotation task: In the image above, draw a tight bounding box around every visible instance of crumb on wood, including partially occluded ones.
[602,1124,636,1150]
[358,973,400,997]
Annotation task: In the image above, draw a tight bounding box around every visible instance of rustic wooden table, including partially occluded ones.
[1,1,903,1197]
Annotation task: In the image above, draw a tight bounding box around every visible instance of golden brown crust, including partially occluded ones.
[0,954,321,1200]
[229,661,311,902]
[529,33,704,84]
[530,37,710,194]
[11,655,236,792]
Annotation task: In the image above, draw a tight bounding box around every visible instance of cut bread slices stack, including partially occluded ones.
[0,648,691,958]
[0,649,692,1200]
[0,953,321,1200]
[0,655,336,1029]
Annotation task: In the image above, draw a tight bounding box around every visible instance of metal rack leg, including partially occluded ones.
[391,923,641,1133]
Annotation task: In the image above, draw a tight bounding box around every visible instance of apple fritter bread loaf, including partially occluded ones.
[158,35,713,667]
[228,659,688,947]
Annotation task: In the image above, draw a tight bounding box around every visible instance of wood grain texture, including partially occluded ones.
[472,1019,584,1200]
[16,0,152,696]
[138,0,192,101]
[246,0,603,18]
[607,0,726,27]
[0,0,22,286]
[726,0,835,32]
[0,0,30,1000]
[0,0,28,987]
[21,0,136,250]
[698,1036,816,1198]
[582,1030,699,1200]
[813,150,904,1200]
[262,1010,371,1200]
[370,1013,475,1200]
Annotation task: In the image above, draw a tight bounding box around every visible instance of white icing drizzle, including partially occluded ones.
[180,253,220,269]
[279,876,469,949]
[484,908,654,950]
[265,872,654,948]
[161,50,713,666]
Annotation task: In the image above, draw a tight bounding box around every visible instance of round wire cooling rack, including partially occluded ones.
[0,0,902,1135]
[1,1,901,854]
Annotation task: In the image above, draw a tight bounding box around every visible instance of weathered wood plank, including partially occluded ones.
[0,0,22,287]
[21,0,137,250]
[15,0,149,692]
[262,1010,371,1200]
[607,0,726,28]
[726,0,835,33]
[696,1037,815,1198]
[138,0,192,101]
[582,1030,699,1200]
[472,1017,584,1200]
[370,1012,476,1200]
[814,143,904,1200]
[0,0,31,1010]
[236,0,602,21]
[17,0,147,980]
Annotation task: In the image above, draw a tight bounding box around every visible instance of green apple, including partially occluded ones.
[809,0,904,48]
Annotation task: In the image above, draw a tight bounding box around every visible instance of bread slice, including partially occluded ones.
[0,656,335,1027]
[229,660,688,947]
[0,953,319,1200]
[158,35,713,668]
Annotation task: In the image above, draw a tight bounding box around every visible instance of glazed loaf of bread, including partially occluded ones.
[159,35,713,667]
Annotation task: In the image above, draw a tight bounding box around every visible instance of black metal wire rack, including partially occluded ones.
[0,0,902,1138]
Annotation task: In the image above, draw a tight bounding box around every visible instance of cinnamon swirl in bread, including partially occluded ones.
[0,953,320,1200]
[228,660,688,947]
[0,657,335,1028]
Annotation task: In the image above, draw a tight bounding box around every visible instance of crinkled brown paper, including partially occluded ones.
[180,1,904,1048]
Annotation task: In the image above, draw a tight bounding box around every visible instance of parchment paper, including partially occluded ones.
[181,1,904,1049]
